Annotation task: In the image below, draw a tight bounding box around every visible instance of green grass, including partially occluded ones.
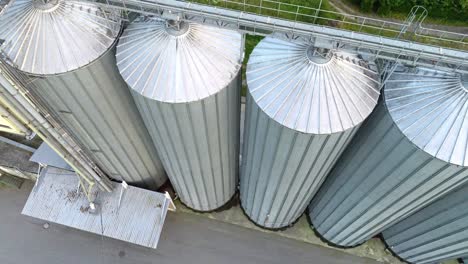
[198,0,466,96]
[191,0,467,50]
[342,0,468,26]
[241,34,264,96]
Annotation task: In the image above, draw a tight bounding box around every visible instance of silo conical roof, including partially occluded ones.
[117,17,243,103]
[247,35,381,134]
[0,0,121,75]
[385,68,468,166]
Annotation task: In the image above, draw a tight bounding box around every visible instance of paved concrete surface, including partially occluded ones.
[176,200,403,264]
[0,182,378,264]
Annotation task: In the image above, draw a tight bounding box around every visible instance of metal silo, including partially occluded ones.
[383,183,468,264]
[308,66,468,247]
[116,17,243,212]
[0,0,167,189]
[240,34,381,229]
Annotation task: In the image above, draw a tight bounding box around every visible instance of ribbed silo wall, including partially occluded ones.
[383,184,468,264]
[240,91,359,229]
[131,71,241,211]
[29,49,167,189]
[308,100,468,247]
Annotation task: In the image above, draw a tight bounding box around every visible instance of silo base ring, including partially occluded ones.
[305,207,368,249]
[178,191,239,213]
[238,198,302,231]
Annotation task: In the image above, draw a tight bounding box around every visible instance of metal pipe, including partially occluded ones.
[0,101,32,136]
[0,63,113,192]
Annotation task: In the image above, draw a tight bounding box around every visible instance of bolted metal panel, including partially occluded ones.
[240,92,359,228]
[240,34,381,229]
[116,17,242,103]
[117,17,243,211]
[383,184,468,264]
[29,49,167,188]
[0,0,167,189]
[308,66,468,247]
[0,0,121,75]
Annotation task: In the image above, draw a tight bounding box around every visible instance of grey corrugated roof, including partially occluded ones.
[30,143,72,171]
[246,34,381,134]
[117,16,243,103]
[385,67,468,166]
[0,0,121,75]
[22,167,171,249]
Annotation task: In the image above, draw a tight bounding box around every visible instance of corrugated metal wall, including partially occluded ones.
[308,69,468,246]
[29,49,167,189]
[240,91,359,229]
[117,18,243,212]
[240,34,381,229]
[132,73,241,211]
[383,184,468,264]
[0,0,167,190]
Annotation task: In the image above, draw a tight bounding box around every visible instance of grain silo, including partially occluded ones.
[383,183,468,264]
[240,34,381,229]
[309,66,468,247]
[0,0,167,189]
[116,17,243,212]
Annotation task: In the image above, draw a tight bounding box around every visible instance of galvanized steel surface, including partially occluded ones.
[247,34,380,134]
[117,16,243,103]
[386,68,468,166]
[383,184,468,264]
[308,67,468,247]
[0,0,121,75]
[28,49,167,189]
[240,92,359,229]
[22,167,170,249]
[240,35,380,229]
[117,18,243,211]
[30,142,73,171]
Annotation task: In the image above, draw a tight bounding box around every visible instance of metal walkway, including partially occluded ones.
[81,0,468,74]
[22,167,173,249]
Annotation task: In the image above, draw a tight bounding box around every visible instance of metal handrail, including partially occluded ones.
[85,0,468,74]
[182,0,467,47]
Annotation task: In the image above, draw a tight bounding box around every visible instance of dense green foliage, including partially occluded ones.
[350,0,468,20]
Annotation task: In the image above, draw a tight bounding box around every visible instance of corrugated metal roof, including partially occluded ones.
[117,16,243,103]
[385,67,468,166]
[30,142,72,171]
[246,34,381,134]
[22,167,171,249]
[0,0,121,75]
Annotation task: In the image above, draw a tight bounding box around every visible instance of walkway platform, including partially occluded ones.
[22,167,172,249]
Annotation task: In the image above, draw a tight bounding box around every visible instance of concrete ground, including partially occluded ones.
[0,182,380,264]
[175,199,403,264]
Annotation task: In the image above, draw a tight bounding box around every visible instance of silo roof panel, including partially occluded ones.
[0,0,121,75]
[246,34,381,134]
[116,17,243,103]
[385,67,468,166]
